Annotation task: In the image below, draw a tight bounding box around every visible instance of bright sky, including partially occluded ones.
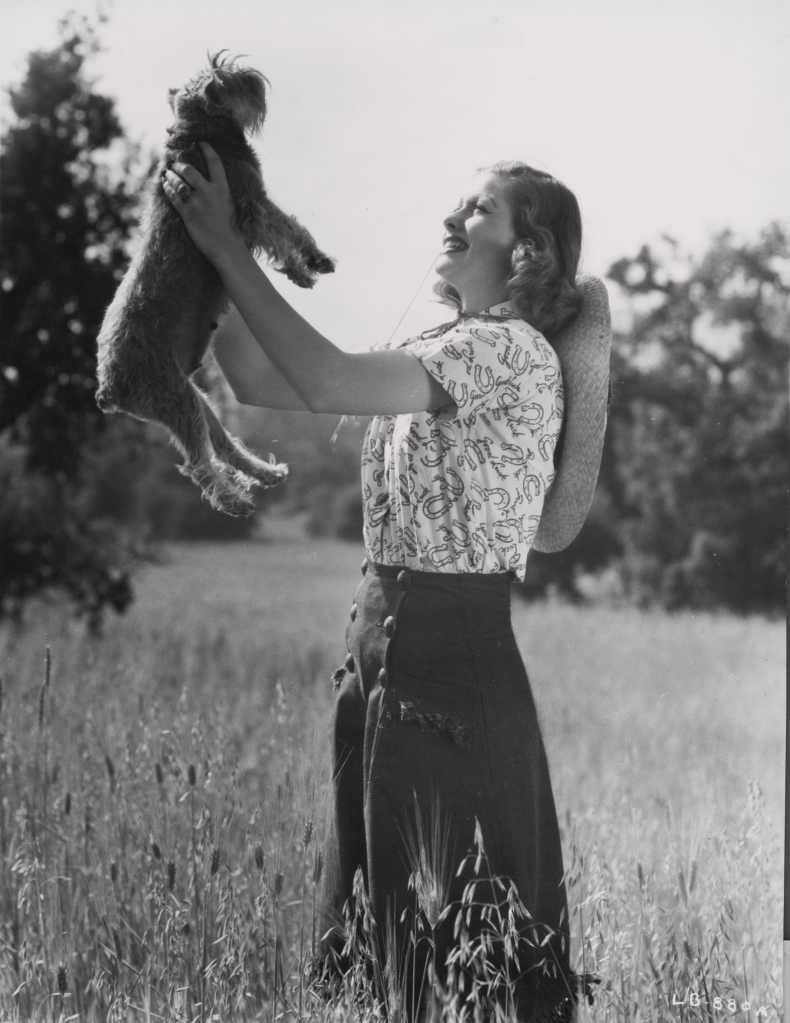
[2,0,788,349]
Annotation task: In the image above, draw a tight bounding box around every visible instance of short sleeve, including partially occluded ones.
[413,319,561,420]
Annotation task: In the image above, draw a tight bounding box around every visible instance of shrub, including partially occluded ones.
[305,483,363,542]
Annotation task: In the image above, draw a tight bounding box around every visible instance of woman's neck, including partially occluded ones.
[458,282,509,315]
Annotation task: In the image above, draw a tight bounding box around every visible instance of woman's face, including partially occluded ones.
[435,172,517,305]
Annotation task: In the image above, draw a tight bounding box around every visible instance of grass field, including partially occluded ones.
[0,529,784,1022]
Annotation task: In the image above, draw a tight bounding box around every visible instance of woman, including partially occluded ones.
[163,151,609,1021]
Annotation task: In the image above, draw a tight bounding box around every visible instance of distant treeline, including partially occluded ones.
[1,16,787,628]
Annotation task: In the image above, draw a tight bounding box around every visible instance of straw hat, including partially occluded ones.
[533,274,612,554]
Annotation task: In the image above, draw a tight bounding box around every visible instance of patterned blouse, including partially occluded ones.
[361,300,564,581]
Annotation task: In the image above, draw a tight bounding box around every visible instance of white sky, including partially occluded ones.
[2,0,788,349]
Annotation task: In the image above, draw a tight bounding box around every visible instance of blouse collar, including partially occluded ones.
[416,299,519,342]
[477,299,517,319]
[451,299,518,321]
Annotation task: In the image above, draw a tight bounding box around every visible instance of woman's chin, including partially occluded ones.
[434,254,460,283]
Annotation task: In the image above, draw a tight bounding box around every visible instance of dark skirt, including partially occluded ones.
[317,560,589,1021]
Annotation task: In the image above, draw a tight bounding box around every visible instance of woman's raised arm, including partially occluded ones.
[211,304,309,410]
[211,241,450,415]
[162,144,450,417]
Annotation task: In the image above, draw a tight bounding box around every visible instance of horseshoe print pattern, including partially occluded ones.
[361,301,564,580]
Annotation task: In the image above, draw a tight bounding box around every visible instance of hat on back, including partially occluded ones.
[533,274,612,554]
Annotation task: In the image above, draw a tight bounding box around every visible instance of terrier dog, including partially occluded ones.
[95,52,335,515]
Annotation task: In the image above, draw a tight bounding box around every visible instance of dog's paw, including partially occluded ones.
[281,263,316,289]
[208,470,259,517]
[216,492,258,517]
[307,252,335,275]
[206,481,258,517]
[177,461,258,517]
[251,457,289,489]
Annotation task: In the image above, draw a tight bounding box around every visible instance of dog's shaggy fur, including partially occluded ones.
[95,52,335,515]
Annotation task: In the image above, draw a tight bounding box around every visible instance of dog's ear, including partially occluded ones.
[204,80,222,107]
[202,54,268,133]
[207,69,266,134]
[229,69,267,132]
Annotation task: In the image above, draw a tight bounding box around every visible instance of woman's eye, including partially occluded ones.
[474,204,489,214]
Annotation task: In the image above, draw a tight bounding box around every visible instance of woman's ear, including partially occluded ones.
[514,238,537,260]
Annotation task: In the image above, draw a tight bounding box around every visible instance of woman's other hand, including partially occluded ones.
[161,142,244,265]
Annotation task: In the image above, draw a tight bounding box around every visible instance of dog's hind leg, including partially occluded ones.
[195,385,289,489]
[140,360,259,516]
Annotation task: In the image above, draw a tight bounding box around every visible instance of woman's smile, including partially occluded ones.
[441,235,469,253]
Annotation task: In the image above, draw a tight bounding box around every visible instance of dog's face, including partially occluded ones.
[168,51,267,133]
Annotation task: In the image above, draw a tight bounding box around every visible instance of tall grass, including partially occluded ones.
[0,536,783,1021]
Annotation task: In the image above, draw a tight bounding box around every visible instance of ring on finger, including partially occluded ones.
[174,162,199,189]
[177,181,192,201]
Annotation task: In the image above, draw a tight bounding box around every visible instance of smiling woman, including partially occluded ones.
[162,147,609,1020]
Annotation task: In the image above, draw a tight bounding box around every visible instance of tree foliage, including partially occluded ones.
[604,225,789,612]
[1,14,140,471]
[0,14,144,626]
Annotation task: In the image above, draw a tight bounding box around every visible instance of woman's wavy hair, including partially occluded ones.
[433,161,583,339]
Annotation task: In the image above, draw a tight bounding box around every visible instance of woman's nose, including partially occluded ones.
[443,209,462,232]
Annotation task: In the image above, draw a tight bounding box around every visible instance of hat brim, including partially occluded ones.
[532,274,612,554]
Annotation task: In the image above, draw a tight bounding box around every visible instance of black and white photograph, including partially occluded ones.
[0,1,786,1020]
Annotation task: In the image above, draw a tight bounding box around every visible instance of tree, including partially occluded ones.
[0,14,142,626]
[605,224,789,612]
[1,13,140,467]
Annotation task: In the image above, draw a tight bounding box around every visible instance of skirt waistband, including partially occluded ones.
[367,560,513,592]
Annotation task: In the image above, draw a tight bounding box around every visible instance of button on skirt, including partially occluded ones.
[318,560,584,1020]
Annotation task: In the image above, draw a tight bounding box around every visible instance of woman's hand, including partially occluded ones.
[161,142,244,266]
